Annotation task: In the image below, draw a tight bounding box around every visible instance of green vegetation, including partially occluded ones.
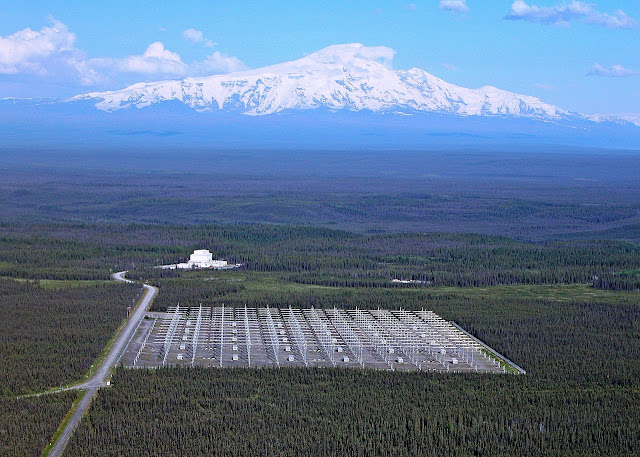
[66,367,640,456]
[2,151,640,240]
[147,269,639,313]
[3,223,640,291]
[40,390,86,457]
[0,217,638,456]
[66,281,640,456]
[0,391,76,457]
[0,260,141,456]
[0,279,141,396]
[68,266,640,455]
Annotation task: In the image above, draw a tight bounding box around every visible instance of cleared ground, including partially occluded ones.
[121,306,511,373]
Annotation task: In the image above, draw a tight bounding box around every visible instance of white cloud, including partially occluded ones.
[183,28,203,43]
[118,42,188,75]
[0,17,78,75]
[84,42,247,80]
[439,0,469,13]
[0,20,246,87]
[190,51,248,74]
[505,1,637,29]
[182,28,216,48]
[587,63,637,77]
[70,58,108,85]
[441,62,459,71]
[356,45,396,68]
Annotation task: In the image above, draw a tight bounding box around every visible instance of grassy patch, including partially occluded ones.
[0,279,141,396]
[40,390,86,457]
[0,277,111,289]
[0,391,76,457]
[151,270,640,311]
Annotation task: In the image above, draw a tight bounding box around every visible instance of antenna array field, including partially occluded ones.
[122,306,510,373]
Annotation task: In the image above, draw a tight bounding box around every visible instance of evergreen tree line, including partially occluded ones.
[0,391,77,457]
[65,292,640,456]
[3,223,639,292]
[0,279,141,396]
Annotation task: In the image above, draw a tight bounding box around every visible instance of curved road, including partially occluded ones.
[47,272,157,457]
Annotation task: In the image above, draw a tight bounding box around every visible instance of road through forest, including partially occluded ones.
[46,272,157,457]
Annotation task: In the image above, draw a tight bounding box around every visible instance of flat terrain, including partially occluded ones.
[0,391,77,457]
[122,306,508,373]
[66,280,640,456]
[0,278,141,396]
[46,274,157,457]
[1,149,640,240]
[0,277,141,457]
[0,147,637,456]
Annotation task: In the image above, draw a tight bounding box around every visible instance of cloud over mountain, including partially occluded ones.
[0,19,245,86]
[0,17,79,75]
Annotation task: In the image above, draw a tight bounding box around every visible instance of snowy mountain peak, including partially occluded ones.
[297,43,395,68]
[72,43,571,119]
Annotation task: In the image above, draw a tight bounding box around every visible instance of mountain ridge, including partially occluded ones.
[70,43,573,120]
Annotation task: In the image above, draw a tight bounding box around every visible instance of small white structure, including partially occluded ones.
[288,355,295,362]
[171,249,229,270]
[177,354,183,360]
[397,357,404,364]
[451,358,459,365]
[342,356,350,363]
[232,354,239,361]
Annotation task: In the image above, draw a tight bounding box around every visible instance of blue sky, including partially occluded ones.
[1,0,638,115]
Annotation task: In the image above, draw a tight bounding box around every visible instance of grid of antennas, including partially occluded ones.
[127,306,508,373]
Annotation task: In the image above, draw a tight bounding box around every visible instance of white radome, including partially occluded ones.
[172,250,228,269]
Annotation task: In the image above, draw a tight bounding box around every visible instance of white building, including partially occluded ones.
[173,249,228,269]
[158,249,237,270]
[189,249,214,267]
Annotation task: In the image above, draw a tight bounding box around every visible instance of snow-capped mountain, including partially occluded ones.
[71,43,570,119]
[590,113,640,127]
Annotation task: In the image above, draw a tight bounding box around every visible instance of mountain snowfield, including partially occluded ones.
[72,43,571,119]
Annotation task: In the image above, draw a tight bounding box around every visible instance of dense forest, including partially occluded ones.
[0,274,140,457]
[0,279,140,396]
[2,222,640,291]
[65,290,640,456]
[0,203,637,455]
[3,150,640,239]
[0,391,77,457]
